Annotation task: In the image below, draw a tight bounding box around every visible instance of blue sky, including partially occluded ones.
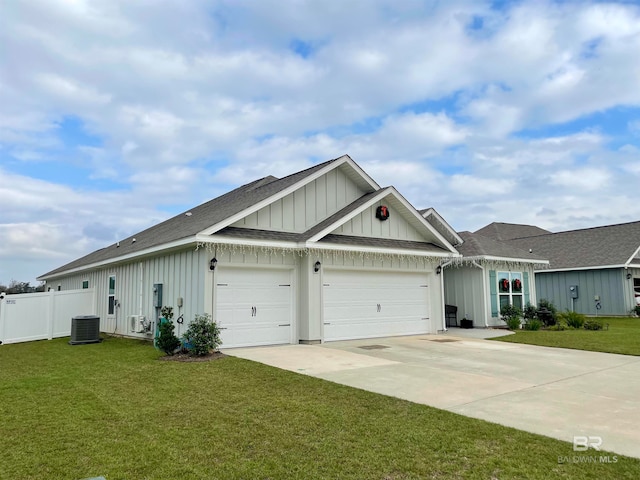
[1,0,640,284]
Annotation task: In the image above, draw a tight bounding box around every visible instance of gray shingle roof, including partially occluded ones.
[456,231,547,262]
[39,158,340,279]
[475,222,551,241]
[507,221,640,270]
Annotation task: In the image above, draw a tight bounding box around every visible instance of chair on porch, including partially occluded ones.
[445,304,458,328]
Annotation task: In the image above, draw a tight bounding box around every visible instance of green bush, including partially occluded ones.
[634,305,640,317]
[583,320,603,331]
[547,323,566,331]
[156,320,181,355]
[183,313,222,356]
[559,310,586,329]
[523,303,538,322]
[523,319,542,331]
[501,304,522,331]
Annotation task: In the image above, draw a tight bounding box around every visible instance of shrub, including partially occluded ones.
[523,319,542,331]
[501,304,522,331]
[583,320,603,331]
[183,313,222,356]
[559,310,585,329]
[523,303,538,322]
[156,319,181,355]
[547,323,566,331]
[634,305,640,317]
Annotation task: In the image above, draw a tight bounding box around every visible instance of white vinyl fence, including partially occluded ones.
[0,289,96,344]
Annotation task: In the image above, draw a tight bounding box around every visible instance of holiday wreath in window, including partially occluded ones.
[500,278,510,292]
[512,278,522,292]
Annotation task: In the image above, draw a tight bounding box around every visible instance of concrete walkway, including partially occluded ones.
[226,334,640,459]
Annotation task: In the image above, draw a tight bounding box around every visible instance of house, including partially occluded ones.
[38,155,462,347]
[477,221,640,316]
[420,215,549,327]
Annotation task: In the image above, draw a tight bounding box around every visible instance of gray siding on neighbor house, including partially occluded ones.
[535,268,628,316]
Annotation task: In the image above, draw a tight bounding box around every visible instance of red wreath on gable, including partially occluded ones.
[512,278,522,292]
[500,278,510,292]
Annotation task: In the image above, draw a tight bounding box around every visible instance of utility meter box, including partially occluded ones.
[153,283,163,308]
[569,285,579,299]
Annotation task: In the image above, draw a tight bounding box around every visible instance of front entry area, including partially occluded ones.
[216,267,294,348]
[323,269,431,341]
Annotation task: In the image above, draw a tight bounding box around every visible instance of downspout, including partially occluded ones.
[439,260,453,332]
[139,262,143,317]
[472,261,490,328]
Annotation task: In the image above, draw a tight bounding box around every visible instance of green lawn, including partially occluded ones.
[493,317,640,356]
[1,338,638,479]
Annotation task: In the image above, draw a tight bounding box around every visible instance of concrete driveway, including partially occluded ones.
[226,333,640,459]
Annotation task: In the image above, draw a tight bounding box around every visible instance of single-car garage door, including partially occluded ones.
[323,269,430,341]
[216,267,293,348]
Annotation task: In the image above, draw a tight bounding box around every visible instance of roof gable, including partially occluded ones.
[456,231,547,264]
[420,208,463,246]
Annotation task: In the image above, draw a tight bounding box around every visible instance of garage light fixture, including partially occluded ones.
[436,265,442,275]
[627,272,632,280]
[314,261,321,273]
[209,257,218,271]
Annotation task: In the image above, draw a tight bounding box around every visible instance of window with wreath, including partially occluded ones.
[498,271,523,311]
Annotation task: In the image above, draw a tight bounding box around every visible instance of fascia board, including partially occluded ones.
[305,241,461,258]
[38,236,197,281]
[197,155,377,237]
[538,264,626,273]
[463,255,549,265]
[196,234,299,250]
[420,207,464,245]
[625,245,640,266]
[386,187,459,254]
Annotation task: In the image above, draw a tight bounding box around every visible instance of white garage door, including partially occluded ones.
[216,267,293,348]
[323,269,430,341]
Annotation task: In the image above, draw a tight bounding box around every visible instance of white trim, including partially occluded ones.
[306,241,458,258]
[197,155,379,237]
[625,245,640,266]
[538,264,628,273]
[463,255,549,265]
[420,207,464,246]
[39,236,197,280]
[198,234,298,250]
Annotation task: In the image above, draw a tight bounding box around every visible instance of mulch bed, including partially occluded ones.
[159,351,226,362]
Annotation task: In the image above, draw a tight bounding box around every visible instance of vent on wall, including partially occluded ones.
[69,315,101,345]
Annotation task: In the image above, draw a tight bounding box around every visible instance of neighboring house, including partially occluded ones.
[39,155,461,348]
[419,214,549,328]
[477,221,640,316]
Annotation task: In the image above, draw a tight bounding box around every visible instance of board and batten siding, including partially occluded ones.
[443,266,485,327]
[46,247,208,336]
[230,167,366,233]
[535,268,627,316]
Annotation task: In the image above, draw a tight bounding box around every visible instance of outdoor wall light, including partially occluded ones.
[209,257,218,271]
[436,265,442,275]
[627,272,632,280]
[314,261,321,273]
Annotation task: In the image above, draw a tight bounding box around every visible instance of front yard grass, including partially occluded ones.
[493,317,640,356]
[1,337,639,479]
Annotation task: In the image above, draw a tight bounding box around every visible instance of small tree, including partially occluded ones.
[501,304,522,331]
[537,299,558,326]
[157,320,181,355]
[183,313,222,356]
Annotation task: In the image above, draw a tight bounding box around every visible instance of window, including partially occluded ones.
[498,271,523,310]
[108,275,116,315]
[82,280,89,289]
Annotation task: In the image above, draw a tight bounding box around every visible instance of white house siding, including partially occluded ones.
[231,167,366,233]
[46,247,208,337]
[332,201,424,241]
[443,266,485,327]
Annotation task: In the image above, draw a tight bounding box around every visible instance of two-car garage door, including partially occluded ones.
[323,269,431,341]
